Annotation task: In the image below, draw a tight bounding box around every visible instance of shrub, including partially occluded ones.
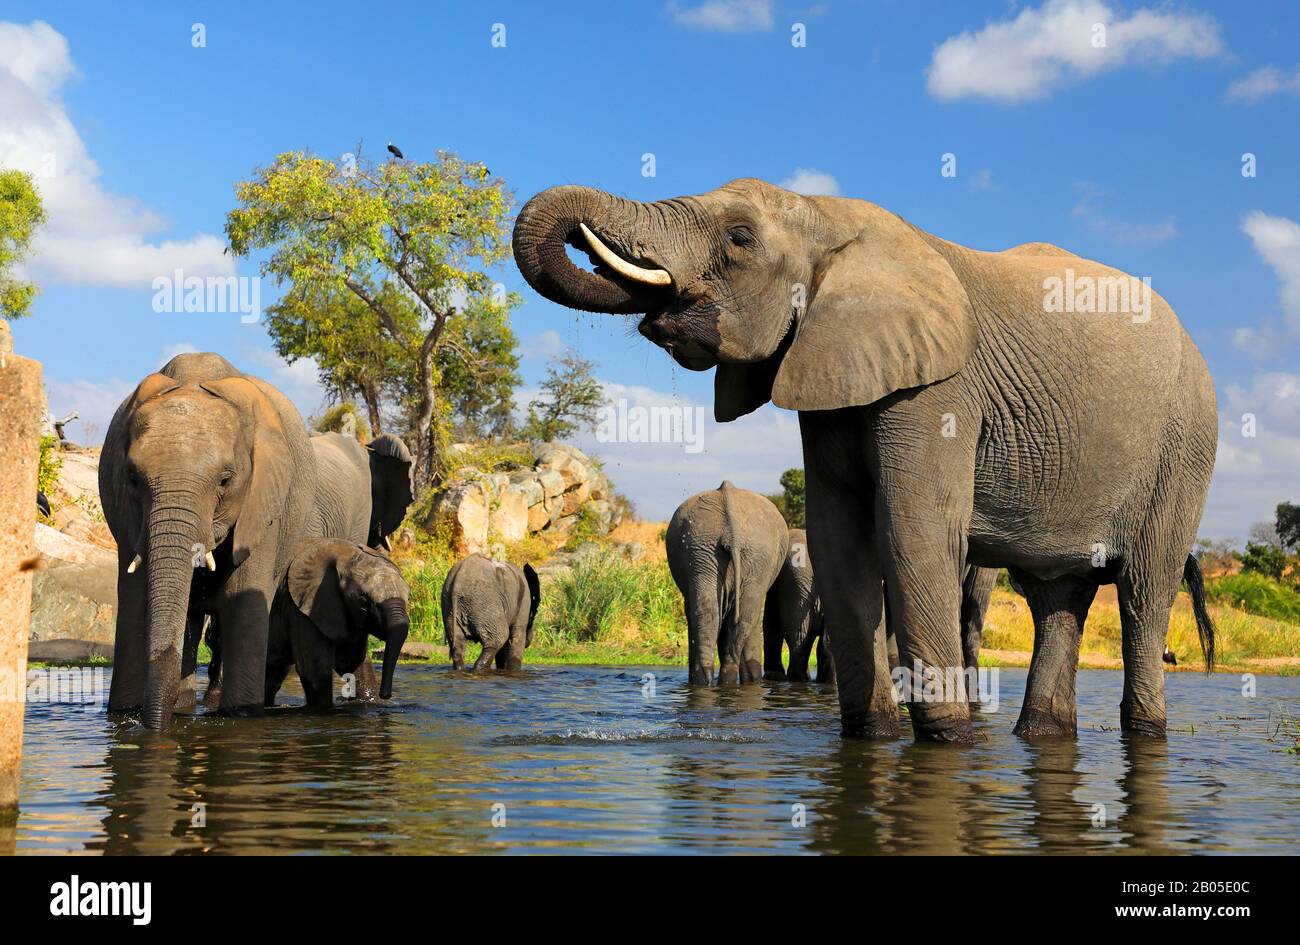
[538,555,683,645]
[1241,543,1289,581]
[1204,572,1300,625]
[313,402,370,441]
[37,434,61,504]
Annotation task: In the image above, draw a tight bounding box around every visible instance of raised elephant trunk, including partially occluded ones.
[378,597,409,700]
[512,186,678,314]
[142,493,207,730]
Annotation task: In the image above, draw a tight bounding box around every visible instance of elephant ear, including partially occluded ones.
[522,563,541,647]
[200,377,295,568]
[287,540,353,642]
[367,434,414,547]
[770,209,976,412]
[101,373,180,553]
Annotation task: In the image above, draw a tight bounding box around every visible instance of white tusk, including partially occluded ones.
[127,554,142,574]
[205,552,217,571]
[579,223,671,287]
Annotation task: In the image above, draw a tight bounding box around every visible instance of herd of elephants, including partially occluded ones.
[98,177,1220,744]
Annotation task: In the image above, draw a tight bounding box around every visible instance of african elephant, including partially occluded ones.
[513,179,1218,741]
[205,429,383,704]
[100,352,316,729]
[666,482,789,685]
[763,528,832,684]
[441,554,541,671]
[264,539,410,707]
[366,434,415,550]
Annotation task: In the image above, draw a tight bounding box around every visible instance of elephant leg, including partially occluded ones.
[1012,572,1097,737]
[803,459,898,737]
[762,586,786,680]
[877,502,974,743]
[1117,555,1183,738]
[203,614,222,707]
[814,630,836,685]
[961,566,997,710]
[685,582,720,686]
[107,556,148,714]
[299,664,334,709]
[263,662,291,706]
[449,631,467,671]
[214,573,274,718]
[786,622,814,683]
[729,582,767,684]
[174,609,204,715]
[501,622,526,672]
[472,641,501,672]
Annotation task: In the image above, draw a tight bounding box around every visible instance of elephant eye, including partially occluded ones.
[218,471,233,488]
[727,226,756,248]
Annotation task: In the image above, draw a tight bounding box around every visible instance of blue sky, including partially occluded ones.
[3,1,1298,537]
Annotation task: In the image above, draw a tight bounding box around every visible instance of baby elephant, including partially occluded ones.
[764,528,834,684]
[265,539,410,707]
[441,553,541,671]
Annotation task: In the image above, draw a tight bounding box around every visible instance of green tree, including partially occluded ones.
[1276,502,1300,552]
[436,295,522,441]
[767,468,806,528]
[226,148,513,489]
[521,351,602,443]
[0,169,45,320]
[1241,542,1288,580]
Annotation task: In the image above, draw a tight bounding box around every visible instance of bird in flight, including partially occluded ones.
[387,142,404,160]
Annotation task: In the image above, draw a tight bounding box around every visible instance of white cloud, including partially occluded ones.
[779,168,840,196]
[1071,181,1177,245]
[240,346,328,423]
[925,0,1222,104]
[1204,373,1300,543]
[570,379,802,520]
[518,329,566,361]
[1241,211,1300,333]
[668,0,774,33]
[43,375,134,445]
[1226,64,1300,103]
[970,169,995,191]
[0,20,233,289]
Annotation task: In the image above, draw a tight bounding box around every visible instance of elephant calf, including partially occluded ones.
[265,539,410,707]
[441,554,541,671]
[764,528,833,684]
[667,482,789,685]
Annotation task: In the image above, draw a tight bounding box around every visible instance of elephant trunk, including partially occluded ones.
[379,597,409,700]
[512,186,678,314]
[142,493,206,730]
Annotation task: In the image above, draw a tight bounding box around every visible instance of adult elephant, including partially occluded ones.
[667,482,789,685]
[100,353,316,729]
[513,179,1217,741]
[366,434,415,551]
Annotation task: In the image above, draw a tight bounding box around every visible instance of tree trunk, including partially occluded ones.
[412,327,440,494]
[361,381,383,436]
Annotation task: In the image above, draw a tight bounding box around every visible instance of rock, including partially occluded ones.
[561,480,593,516]
[585,500,616,533]
[489,487,529,544]
[29,524,118,646]
[426,479,490,555]
[614,540,645,562]
[508,472,544,508]
[538,469,566,499]
[369,640,441,660]
[527,502,552,533]
[26,639,114,663]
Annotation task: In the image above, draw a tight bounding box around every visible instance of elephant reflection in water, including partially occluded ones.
[92,712,402,854]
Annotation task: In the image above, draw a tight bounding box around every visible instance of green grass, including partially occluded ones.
[1204,572,1300,624]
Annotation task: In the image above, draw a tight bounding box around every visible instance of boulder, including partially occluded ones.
[489,487,529,544]
[538,469,566,499]
[30,525,117,646]
[427,479,490,555]
[26,639,114,663]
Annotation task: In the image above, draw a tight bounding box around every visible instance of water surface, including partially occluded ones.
[11,666,1300,854]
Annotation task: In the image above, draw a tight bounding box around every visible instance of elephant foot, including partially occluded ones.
[908,702,975,743]
[716,665,740,686]
[504,657,524,672]
[739,659,763,684]
[763,668,788,681]
[688,666,714,685]
[1012,705,1077,738]
[217,703,266,719]
[816,670,836,686]
[1119,706,1167,738]
[173,687,198,715]
[840,708,902,739]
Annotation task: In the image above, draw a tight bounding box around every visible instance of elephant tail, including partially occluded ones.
[1183,554,1216,674]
